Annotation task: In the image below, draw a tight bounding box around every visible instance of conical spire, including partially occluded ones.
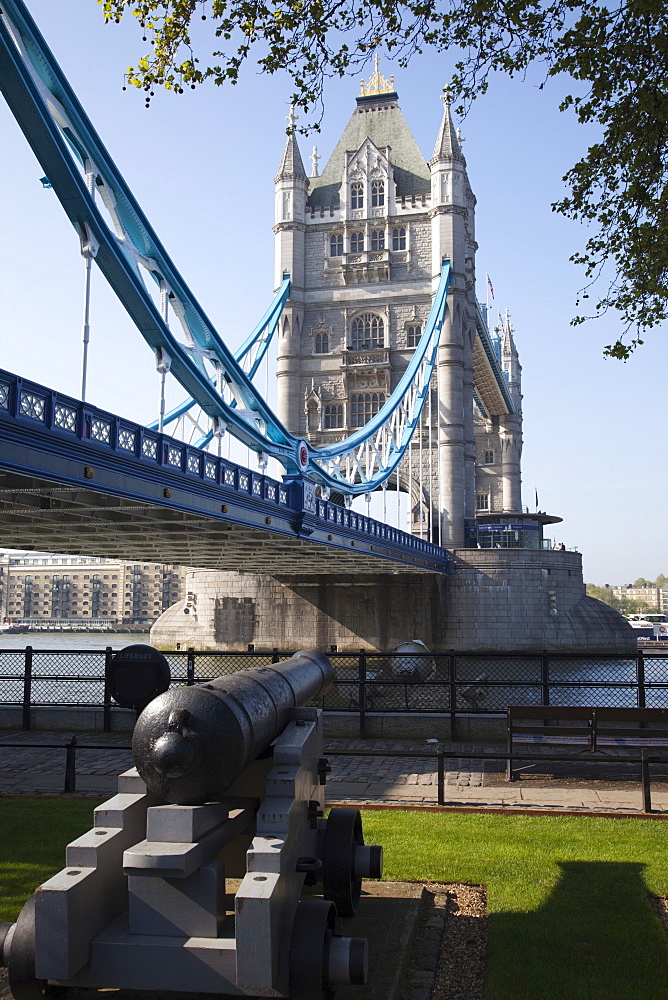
[275,106,307,181]
[501,309,516,356]
[431,88,464,161]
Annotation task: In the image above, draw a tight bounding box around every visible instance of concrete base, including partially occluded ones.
[150,549,637,654]
[0,705,135,731]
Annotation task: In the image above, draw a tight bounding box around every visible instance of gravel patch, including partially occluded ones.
[432,885,487,1000]
[402,883,487,1000]
[650,893,668,932]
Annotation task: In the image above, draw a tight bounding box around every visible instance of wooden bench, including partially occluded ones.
[506,705,668,781]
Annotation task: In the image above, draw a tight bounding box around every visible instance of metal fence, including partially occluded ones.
[1,646,667,738]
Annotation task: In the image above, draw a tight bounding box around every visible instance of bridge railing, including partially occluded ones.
[1,646,666,738]
[0,367,448,570]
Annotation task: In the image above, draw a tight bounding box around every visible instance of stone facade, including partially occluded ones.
[442,550,635,652]
[274,68,523,547]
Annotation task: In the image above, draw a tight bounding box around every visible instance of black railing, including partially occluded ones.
[1,646,668,737]
[0,740,662,812]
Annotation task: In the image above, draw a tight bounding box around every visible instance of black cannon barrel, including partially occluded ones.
[132,650,334,804]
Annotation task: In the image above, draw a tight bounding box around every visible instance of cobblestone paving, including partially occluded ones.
[0,731,133,794]
[0,732,488,797]
[1,732,665,812]
[324,740,486,790]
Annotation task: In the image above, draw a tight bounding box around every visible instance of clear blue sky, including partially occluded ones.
[1,0,665,586]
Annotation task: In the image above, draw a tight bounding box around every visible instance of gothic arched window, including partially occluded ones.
[350,232,364,253]
[392,227,406,251]
[350,183,364,210]
[350,313,384,350]
[371,230,385,251]
[330,234,343,257]
[407,324,421,347]
[314,330,329,354]
[371,180,384,207]
[324,404,344,429]
[351,392,386,428]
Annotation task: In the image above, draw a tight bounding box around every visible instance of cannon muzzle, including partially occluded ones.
[133,649,333,804]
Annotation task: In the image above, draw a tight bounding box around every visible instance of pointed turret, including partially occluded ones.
[274,106,308,433]
[275,111,308,182]
[274,105,309,238]
[497,310,523,511]
[431,90,464,162]
[429,88,475,285]
[501,310,522,410]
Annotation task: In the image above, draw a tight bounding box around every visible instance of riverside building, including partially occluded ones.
[0,552,186,626]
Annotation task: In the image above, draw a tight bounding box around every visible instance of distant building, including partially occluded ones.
[612,585,667,611]
[0,552,186,625]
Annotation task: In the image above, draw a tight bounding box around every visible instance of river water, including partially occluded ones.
[0,632,149,652]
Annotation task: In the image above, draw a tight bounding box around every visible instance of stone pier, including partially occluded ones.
[151,549,636,653]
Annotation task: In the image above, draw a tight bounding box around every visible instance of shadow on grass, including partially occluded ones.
[487,861,668,1000]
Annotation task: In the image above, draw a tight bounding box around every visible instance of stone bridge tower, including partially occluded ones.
[273,60,522,546]
[152,68,634,656]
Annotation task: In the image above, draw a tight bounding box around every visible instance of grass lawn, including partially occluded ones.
[0,797,99,922]
[363,809,668,1000]
[2,800,668,998]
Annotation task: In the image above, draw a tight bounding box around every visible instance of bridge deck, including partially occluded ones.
[0,371,449,576]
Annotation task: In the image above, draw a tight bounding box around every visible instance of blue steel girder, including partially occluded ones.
[0,0,452,496]
[0,4,295,462]
[147,276,292,440]
[0,369,450,575]
[474,302,515,415]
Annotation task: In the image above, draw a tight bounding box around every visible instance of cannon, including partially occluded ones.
[1,649,383,1000]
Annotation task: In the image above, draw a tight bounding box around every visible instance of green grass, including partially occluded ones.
[363,809,668,1000]
[0,797,100,921]
[2,801,668,998]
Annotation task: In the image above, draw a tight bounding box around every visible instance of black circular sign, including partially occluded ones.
[108,644,171,711]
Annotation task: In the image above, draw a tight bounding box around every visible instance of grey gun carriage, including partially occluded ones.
[0,649,383,1000]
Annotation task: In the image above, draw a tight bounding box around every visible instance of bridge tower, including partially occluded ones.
[151,71,628,654]
[273,61,522,546]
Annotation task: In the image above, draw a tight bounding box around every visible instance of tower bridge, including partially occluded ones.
[0,1,635,652]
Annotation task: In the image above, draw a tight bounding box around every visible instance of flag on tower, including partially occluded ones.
[487,274,495,299]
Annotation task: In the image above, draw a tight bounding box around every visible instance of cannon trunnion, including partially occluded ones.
[1,651,383,999]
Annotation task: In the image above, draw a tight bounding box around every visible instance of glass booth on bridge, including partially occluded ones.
[474,512,563,550]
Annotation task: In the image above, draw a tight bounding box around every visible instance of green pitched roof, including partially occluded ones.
[308,94,430,209]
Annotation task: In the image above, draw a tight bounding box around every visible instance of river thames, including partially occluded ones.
[0,631,149,652]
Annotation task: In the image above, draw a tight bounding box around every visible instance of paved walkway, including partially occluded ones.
[0,731,667,815]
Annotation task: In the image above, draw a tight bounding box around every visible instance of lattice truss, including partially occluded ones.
[0,0,450,495]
